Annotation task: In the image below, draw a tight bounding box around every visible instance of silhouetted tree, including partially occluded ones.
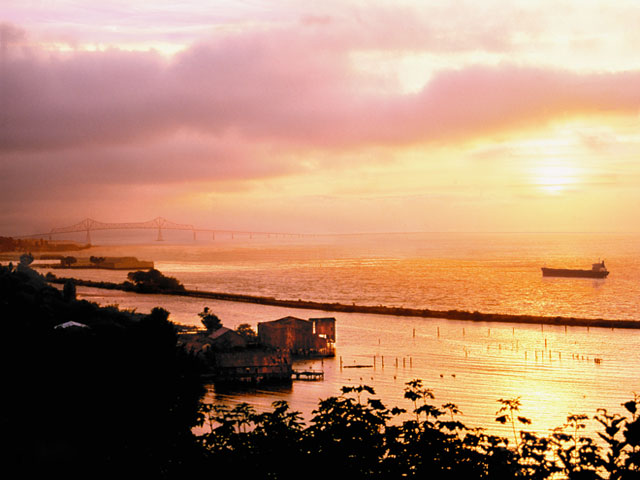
[126,268,185,293]
[235,323,257,343]
[199,307,222,332]
[89,256,106,265]
[19,252,34,266]
[0,263,206,477]
[63,279,76,302]
[61,256,77,267]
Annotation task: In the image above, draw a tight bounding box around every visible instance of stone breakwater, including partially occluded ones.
[46,274,640,330]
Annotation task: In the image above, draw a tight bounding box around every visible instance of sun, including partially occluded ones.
[533,164,579,194]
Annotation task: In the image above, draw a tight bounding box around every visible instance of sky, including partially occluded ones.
[2,0,640,235]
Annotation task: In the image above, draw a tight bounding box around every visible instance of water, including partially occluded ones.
[36,232,640,438]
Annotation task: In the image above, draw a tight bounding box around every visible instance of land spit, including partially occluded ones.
[45,274,640,330]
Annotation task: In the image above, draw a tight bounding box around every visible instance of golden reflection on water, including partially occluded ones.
[38,232,640,440]
[73,280,640,439]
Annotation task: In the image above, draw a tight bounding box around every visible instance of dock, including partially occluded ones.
[292,370,324,381]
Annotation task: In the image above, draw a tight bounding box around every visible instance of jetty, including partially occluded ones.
[45,274,640,330]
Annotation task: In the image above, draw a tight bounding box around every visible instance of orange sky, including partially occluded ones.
[2,0,640,235]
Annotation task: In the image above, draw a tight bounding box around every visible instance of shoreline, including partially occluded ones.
[46,275,640,330]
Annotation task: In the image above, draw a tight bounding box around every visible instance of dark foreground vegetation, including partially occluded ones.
[0,260,205,477]
[4,261,640,478]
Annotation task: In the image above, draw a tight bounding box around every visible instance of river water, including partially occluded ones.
[36,231,640,438]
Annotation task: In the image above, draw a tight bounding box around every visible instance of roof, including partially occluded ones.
[54,321,89,329]
[259,316,309,326]
[208,327,233,340]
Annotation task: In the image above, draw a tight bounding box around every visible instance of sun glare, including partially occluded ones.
[533,164,579,194]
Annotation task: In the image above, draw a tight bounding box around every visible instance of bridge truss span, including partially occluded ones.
[48,217,195,243]
[40,217,307,244]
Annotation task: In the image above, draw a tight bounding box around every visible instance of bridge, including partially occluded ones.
[25,217,308,244]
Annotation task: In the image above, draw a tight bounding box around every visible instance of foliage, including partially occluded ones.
[62,278,76,301]
[0,263,206,477]
[198,307,222,332]
[19,252,34,266]
[195,380,640,480]
[126,268,185,293]
[235,323,257,342]
[496,396,531,448]
[89,255,106,265]
[60,255,77,267]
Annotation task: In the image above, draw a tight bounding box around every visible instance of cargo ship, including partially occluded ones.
[541,261,609,278]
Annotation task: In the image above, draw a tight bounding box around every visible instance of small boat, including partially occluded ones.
[541,261,609,278]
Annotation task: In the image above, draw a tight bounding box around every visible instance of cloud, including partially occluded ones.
[3,16,640,234]
[3,23,640,156]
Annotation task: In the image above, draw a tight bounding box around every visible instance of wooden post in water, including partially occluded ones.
[382,356,384,368]
[340,356,343,370]
[413,328,415,338]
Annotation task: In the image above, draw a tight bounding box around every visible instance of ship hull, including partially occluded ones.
[541,268,609,278]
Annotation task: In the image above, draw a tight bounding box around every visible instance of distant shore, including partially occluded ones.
[46,274,640,330]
